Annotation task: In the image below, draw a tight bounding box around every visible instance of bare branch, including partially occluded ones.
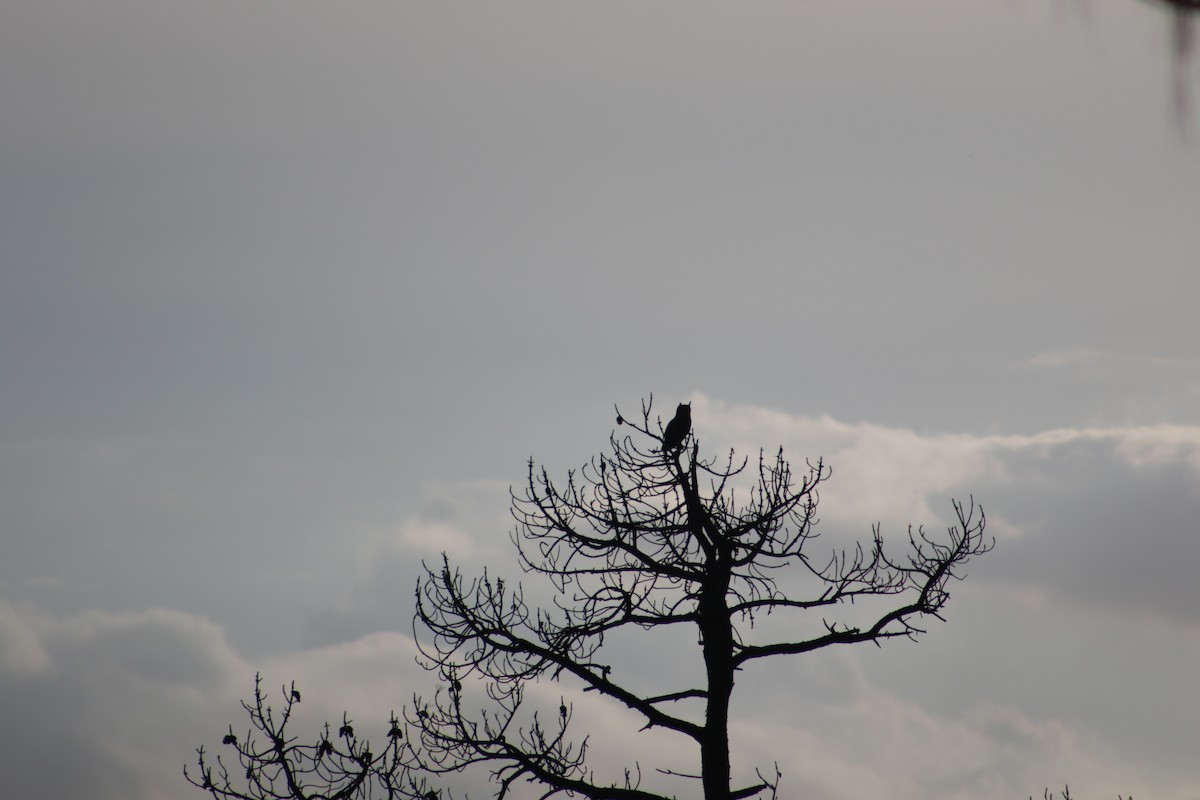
[185,675,434,800]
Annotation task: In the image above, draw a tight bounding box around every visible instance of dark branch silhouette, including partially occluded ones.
[185,674,435,800]
[410,396,993,800]
[1034,786,1133,800]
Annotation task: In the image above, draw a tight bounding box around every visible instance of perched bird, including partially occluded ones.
[661,402,692,453]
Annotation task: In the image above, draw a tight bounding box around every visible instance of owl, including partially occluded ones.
[661,402,692,453]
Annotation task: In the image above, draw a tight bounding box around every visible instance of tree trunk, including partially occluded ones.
[683,450,735,800]
[698,569,734,800]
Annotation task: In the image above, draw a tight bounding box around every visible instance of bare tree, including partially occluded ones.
[1034,787,1133,800]
[410,398,993,800]
[185,674,435,800]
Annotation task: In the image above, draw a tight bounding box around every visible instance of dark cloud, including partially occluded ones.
[0,599,440,800]
[0,602,243,800]
[980,433,1200,626]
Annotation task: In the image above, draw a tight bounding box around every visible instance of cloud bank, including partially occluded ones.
[3,402,1198,800]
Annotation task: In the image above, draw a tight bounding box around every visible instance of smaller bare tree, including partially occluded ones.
[1035,787,1132,800]
[185,674,435,800]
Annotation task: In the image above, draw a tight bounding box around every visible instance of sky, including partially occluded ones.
[1,0,1199,798]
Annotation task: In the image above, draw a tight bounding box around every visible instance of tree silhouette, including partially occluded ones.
[1035,787,1133,800]
[185,674,435,800]
[408,397,993,800]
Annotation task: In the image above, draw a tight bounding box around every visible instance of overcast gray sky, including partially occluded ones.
[2,1,1199,798]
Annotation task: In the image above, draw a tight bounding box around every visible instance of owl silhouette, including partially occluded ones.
[661,403,692,453]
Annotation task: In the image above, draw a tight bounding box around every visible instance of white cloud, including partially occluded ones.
[1111,423,1200,471]
[374,479,511,561]
[1023,349,1199,373]
[728,643,1197,800]
[694,396,1200,625]
[399,519,482,557]
[0,599,50,675]
[264,631,432,717]
[294,479,516,648]
[1023,349,1114,369]
[691,394,1008,528]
